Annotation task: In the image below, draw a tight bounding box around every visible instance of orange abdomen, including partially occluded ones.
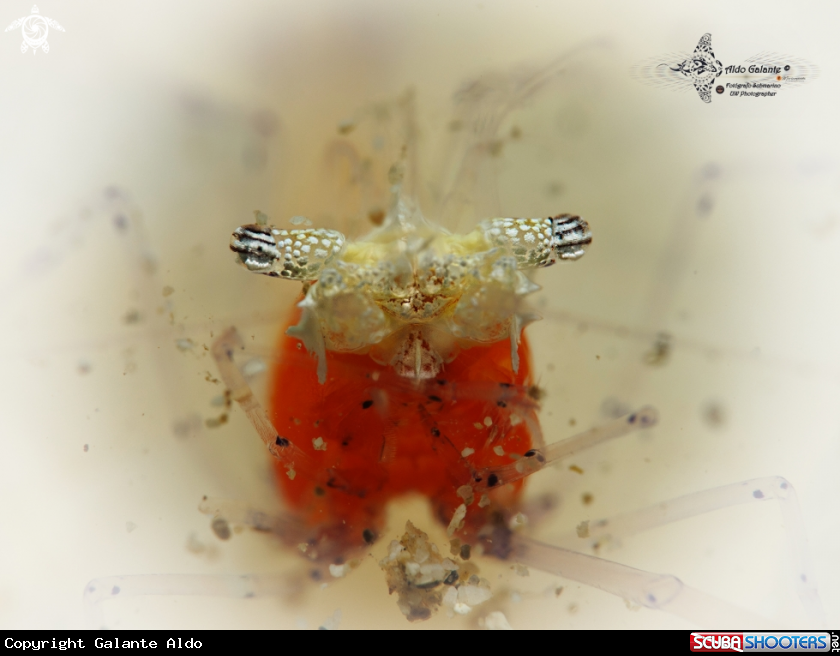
[267,306,537,553]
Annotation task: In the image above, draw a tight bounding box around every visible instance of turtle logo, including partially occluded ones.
[668,34,723,103]
[5,5,64,54]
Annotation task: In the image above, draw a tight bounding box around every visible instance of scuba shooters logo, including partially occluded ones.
[631,33,818,103]
[690,632,834,653]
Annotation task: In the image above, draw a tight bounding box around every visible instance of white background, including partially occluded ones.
[1,0,838,629]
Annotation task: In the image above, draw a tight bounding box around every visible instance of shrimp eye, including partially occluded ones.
[550,214,592,262]
[230,224,280,274]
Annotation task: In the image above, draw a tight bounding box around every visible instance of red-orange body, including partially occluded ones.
[268,306,537,555]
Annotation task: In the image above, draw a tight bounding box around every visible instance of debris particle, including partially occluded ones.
[286,466,296,480]
[512,563,529,577]
[576,520,590,538]
[172,414,202,439]
[569,464,584,475]
[644,332,672,366]
[329,562,358,578]
[527,385,545,401]
[204,414,228,428]
[289,215,312,226]
[509,414,522,426]
[175,338,195,352]
[456,485,475,506]
[581,492,594,506]
[125,522,137,533]
[555,586,564,597]
[77,360,92,375]
[123,309,142,325]
[312,437,327,451]
[253,210,269,226]
[162,285,174,297]
[318,609,342,630]
[83,444,89,452]
[381,521,468,622]
[211,517,231,541]
[456,579,492,607]
[624,598,642,611]
[461,447,475,458]
[493,445,505,457]
[483,416,493,427]
[368,208,385,226]
[546,181,565,196]
[477,494,490,508]
[447,504,467,537]
[242,358,267,378]
[702,400,727,428]
[508,512,528,530]
[186,533,208,555]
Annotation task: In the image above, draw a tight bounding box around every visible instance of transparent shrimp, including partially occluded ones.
[2,3,839,630]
